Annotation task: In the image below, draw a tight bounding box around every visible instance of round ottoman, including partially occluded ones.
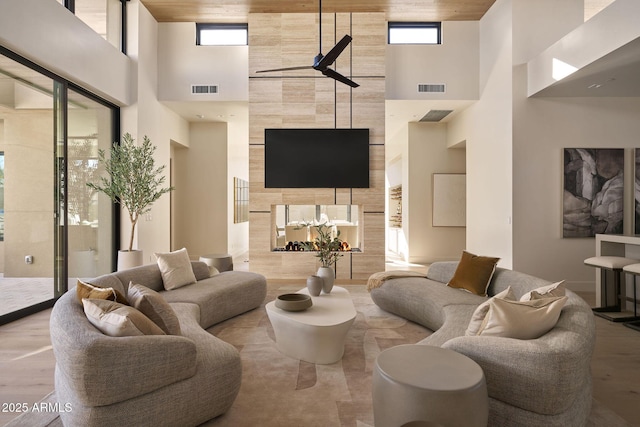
[372,344,488,427]
[199,253,233,274]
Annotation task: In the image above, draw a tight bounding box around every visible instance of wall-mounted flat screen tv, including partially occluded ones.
[264,128,370,188]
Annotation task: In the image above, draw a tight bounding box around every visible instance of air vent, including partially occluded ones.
[420,110,453,122]
[191,84,218,94]
[418,84,446,93]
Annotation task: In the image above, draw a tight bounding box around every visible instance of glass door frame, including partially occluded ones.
[0,45,120,325]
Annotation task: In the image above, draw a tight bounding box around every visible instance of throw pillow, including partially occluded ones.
[477,296,568,340]
[466,286,515,336]
[127,282,182,335]
[82,299,165,337]
[520,280,566,301]
[76,279,128,305]
[155,247,197,290]
[447,251,500,296]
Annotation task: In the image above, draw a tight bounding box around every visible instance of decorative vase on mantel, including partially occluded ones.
[316,266,335,294]
[306,275,323,297]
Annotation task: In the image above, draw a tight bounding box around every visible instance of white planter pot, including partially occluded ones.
[117,250,143,271]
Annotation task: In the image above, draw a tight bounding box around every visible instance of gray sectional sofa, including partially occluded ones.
[50,261,267,427]
[370,261,596,427]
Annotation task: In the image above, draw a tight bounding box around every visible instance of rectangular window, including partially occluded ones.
[196,23,248,46]
[388,22,441,44]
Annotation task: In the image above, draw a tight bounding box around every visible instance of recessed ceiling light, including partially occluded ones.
[196,114,205,119]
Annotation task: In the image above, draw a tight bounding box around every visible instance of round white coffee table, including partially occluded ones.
[373,344,488,427]
[265,286,356,364]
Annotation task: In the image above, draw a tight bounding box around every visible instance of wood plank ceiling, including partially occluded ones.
[140,0,497,23]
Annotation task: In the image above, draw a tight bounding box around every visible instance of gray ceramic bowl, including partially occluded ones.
[275,293,312,311]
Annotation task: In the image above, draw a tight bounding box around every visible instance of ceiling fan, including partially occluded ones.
[255,0,359,88]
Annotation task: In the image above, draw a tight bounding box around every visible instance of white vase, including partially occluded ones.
[316,266,335,294]
[306,275,323,296]
[117,250,143,271]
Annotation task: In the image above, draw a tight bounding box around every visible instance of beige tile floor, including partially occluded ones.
[0,276,54,316]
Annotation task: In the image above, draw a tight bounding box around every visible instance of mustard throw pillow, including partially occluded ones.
[76,279,128,305]
[447,251,500,296]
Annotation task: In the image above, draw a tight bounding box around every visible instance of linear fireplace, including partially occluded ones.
[272,204,362,252]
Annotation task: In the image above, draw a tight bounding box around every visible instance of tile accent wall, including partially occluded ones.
[248,12,386,280]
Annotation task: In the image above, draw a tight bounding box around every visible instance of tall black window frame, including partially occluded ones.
[388,22,442,45]
[0,45,120,325]
[64,0,130,54]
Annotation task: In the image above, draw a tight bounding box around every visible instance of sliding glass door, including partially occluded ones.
[0,48,117,323]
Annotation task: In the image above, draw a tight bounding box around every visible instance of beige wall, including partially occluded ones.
[173,122,228,257]
[158,23,248,102]
[248,12,386,280]
[406,123,466,263]
[386,21,479,101]
[3,111,53,277]
[460,0,514,268]
[0,0,130,106]
[121,1,190,263]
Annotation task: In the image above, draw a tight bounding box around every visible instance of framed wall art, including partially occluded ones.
[563,148,624,237]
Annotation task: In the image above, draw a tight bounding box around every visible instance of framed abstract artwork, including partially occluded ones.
[633,148,640,234]
[563,148,624,237]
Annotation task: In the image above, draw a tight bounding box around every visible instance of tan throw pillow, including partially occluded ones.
[477,296,568,340]
[127,282,181,335]
[76,279,128,305]
[82,299,165,337]
[155,247,197,290]
[447,251,500,296]
[466,286,515,336]
[520,281,566,302]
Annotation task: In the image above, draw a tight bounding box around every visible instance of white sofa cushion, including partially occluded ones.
[82,298,165,337]
[466,286,515,336]
[478,296,568,339]
[520,280,566,301]
[156,247,197,290]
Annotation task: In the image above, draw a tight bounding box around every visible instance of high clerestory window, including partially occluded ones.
[388,22,442,44]
[196,23,248,46]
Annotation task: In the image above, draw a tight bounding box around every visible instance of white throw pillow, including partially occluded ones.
[82,299,165,337]
[127,282,182,335]
[520,281,566,302]
[155,247,197,290]
[478,296,568,340]
[466,286,515,336]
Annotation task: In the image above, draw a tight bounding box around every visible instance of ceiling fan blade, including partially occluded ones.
[315,35,352,69]
[256,65,313,73]
[322,68,359,88]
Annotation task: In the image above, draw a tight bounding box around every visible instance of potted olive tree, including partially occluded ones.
[87,133,173,270]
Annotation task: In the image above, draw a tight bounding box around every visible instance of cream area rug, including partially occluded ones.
[7,284,631,427]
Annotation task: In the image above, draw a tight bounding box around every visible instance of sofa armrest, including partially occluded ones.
[441,329,592,415]
[50,294,197,407]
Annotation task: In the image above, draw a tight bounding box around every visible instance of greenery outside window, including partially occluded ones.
[388,22,441,44]
[196,23,248,46]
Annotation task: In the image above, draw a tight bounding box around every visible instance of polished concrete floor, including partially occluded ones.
[0,257,639,426]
